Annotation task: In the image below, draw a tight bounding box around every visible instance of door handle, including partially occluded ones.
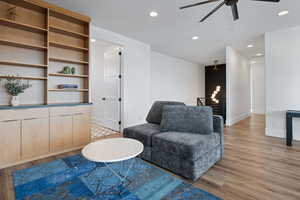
[102,97,106,101]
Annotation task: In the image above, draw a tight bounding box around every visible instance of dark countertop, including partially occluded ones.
[0,103,93,110]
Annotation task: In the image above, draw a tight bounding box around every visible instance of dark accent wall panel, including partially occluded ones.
[205,64,226,122]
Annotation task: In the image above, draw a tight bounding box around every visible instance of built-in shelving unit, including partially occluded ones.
[0,0,91,106]
[0,75,47,80]
[0,61,47,68]
[0,17,47,33]
[49,57,88,65]
[49,25,89,39]
[0,39,47,51]
[48,89,88,92]
[49,73,88,78]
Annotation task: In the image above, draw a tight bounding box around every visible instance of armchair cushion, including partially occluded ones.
[152,131,221,161]
[123,123,161,147]
[160,105,213,135]
[146,101,185,125]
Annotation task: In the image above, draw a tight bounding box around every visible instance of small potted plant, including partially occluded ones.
[0,76,32,106]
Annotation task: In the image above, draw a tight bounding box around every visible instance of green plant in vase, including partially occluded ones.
[0,76,32,106]
[59,66,71,74]
[71,67,76,75]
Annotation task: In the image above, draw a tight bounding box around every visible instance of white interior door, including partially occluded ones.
[101,48,121,131]
[92,41,121,133]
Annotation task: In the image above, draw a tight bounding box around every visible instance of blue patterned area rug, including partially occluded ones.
[12,154,222,200]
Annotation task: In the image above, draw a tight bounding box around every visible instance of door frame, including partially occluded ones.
[90,38,124,133]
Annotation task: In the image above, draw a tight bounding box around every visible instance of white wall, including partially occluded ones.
[91,25,151,128]
[251,57,265,114]
[265,26,300,141]
[150,51,205,106]
[226,46,251,126]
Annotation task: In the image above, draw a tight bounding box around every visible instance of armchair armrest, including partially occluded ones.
[213,115,224,158]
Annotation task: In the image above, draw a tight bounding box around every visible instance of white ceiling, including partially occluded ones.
[45,0,300,65]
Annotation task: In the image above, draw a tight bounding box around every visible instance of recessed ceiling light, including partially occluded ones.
[247,44,253,48]
[90,38,96,43]
[256,53,263,57]
[149,11,158,17]
[192,36,199,40]
[251,61,257,64]
[278,10,289,16]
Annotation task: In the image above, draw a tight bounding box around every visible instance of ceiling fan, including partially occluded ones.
[180,0,280,22]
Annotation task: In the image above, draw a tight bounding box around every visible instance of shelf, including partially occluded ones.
[0,39,47,51]
[0,75,47,80]
[49,25,88,39]
[49,57,88,65]
[0,18,47,34]
[49,42,88,52]
[0,61,47,69]
[48,89,89,92]
[49,73,88,78]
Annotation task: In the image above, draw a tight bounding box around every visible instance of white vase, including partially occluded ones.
[11,96,20,107]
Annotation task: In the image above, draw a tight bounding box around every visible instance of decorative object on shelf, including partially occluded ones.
[0,76,32,106]
[71,67,76,75]
[7,6,17,21]
[59,66,71,74]
[57,84,78,89]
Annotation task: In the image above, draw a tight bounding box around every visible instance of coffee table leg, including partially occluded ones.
[104,158,135,184]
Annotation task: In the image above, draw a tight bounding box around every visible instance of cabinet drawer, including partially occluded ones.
[49,107,74,117]
[0,108,49,122]
[49,106,91,116]
[73,105,91,114]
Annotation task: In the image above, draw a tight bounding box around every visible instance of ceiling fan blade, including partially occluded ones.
[251,0,280,2]
[199,1,225,22]
[231,3,239,21]
[180,0,220,9]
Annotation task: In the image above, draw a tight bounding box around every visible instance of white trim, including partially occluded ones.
[226,112,251,126]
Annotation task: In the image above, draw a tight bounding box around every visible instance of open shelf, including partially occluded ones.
[0,61,47,69]
[49,73,88,78]
[49,57,88,65]
[48,89,89,92]
[0,75,47,80]
[49,25,88,39]
[49,42,88,52]
[0,18,47,34]
[0,39,47,51]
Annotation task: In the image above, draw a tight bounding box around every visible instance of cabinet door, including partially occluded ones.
[0,120,21,166]
[22,118,50,159]
[73,113,91,147]
[50,115,73,152]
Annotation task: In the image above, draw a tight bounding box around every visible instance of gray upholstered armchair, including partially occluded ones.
[123,101,224,180]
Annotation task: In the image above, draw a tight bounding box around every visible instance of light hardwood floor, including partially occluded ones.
[1,115,300,200]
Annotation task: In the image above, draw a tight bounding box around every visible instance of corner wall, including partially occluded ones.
[250,57,265,114]
[226,46,251,126]
[265,26,300,141]
[150,51,205,105]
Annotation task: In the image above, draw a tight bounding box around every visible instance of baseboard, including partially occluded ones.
[265,128,300,141]
[226,112,251,126]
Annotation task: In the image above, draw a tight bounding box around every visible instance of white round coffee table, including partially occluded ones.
[82,138,144,192]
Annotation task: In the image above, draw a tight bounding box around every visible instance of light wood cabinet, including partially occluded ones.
[22,118,50,159]
[73,113,91,147]
[0,120,21,166]
[50,115,73,152]
[0,105,91,169]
